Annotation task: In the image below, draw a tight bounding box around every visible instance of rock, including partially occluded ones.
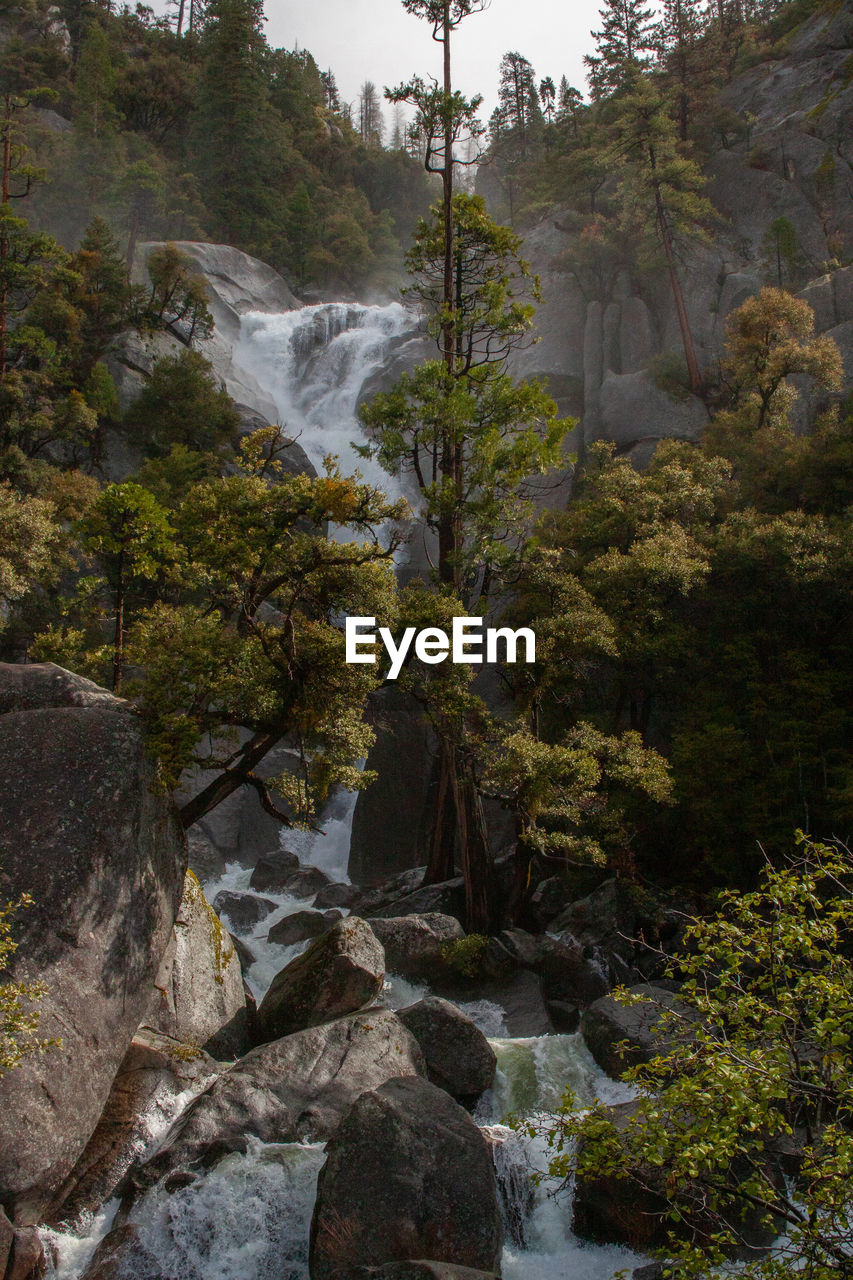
[528,876,575,929]
[152,871,248,1059]
[398,998,497,1105]
[313,881,359,909]
[78,1224,162,1280]
[266,908,342,946]
[371,876,467,924]
[230,933,256,974]
[212,889,276,933]
[366,914,466,981]
[131,1010,425,1191]
[539,934,612,1009]
[47,1027,217,1227]
[0,663,186,1224]
[545,1000,580,1033]
[5,1227,45,1280]
[256,917,385,1042]
[310,1077,503,1280]
[437,969,552,1038]
[581,984,697,1079]
[0,1210,12,1276]
[248,849,300,892]
[350,867,427,917]
[550,877,680,984]
[493,928,547,970]
[282,865,334,899]
[598,370,709,449]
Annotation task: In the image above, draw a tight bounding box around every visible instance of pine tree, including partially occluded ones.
[539,76,556,124]
[584,0,656,100]
[653,0,710,140]
[73,22,118,139]
[191,0,284,252]
[497,51,538,153]
[358,81,384,147]
[556,76,583,135]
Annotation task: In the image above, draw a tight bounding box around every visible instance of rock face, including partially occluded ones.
[398,998,497,1105]
[310,1077,503,1280]
[581,983,696,1079]
[152,871,248,1059]
[0,663,186,1224]
[267,908,342,946]
[47,1027,217,1227]
[131,1010,425,1190]
[212,889,277,933]
[335,1266,499,1280]
[248,849,300,892]
[367,914,466,981]
[256,917,385,1042]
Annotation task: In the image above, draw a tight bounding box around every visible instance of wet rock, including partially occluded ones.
[539,935,612,1009]
[367,914,465,981]
[152,871,248,1059]
[256,917,385,1042]
[581,983,697,1079]
[282,865,334,899]
[398,998,497,1105]
[434,969,552,1038]
[310,1077,503,1279]
[0,663,186,1224]
[78,1224,162,1280]
[131,1009,425,1191]
[313,881,360,909]
[212,890,276,934]
[545,1000,580,1033]
[267,907,342,946]
[230,933,256,974]
[350,867,427,917]
[248,849,300,892]
[47,1028,217,1227]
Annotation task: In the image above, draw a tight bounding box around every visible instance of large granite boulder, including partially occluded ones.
[367,914,466,981]
[47,1027,218,1228]
[212,889,277,933]
[152,871,248,1059]
[267,907,342,946]
[581,983,697,1079]
[310,1077,503,1279]
[248,849,300,892]
[130,1009,425,1192]
[256,917,384,1042]
[398,998,497,1106]
[335,1266,499,1280]
[0,663,186,1224]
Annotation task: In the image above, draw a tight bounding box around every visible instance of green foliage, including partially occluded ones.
[439,933,492,978]
[0,891,55,1077]
[123,349,239,456]
[0,482,61,614]
[538,835,853,1280]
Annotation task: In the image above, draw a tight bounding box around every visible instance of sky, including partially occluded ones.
[155,0,611,120]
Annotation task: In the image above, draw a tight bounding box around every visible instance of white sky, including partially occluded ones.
[155,1,612,119]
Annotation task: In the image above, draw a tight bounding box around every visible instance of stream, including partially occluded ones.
[43,301,647,1280]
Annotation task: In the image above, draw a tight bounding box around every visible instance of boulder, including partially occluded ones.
[370,876,467,924]
[367,914,466,981]
[350,867,427,917]
[267,908,342,946]
[282,865,334,899]
[313,881,360,909]
[130,1009,425,1191]
[539,934,612,1009]
[212,889,276,933]
[0,1211,12,1276]
[398,998,496,1105]
[256,917,384,1042]
[4,1227,45,1280]
[248,849,300,892]
[47,1027,217,1227]
[152,871,248,1059]
[310,1077,503,1280]
[0,663,186,1224]
[581,983,697,1079]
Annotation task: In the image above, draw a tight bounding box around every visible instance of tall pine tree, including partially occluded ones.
[584,0,656,100]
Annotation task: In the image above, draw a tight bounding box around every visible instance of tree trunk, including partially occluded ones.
[178,731,281,829]
[175,0,186,35]
[649,146,703,394]
[112,577,125,693]
[451,754,493,933]
[424,739,457,884]
[0,95,11,377]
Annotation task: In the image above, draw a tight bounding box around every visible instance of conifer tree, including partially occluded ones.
[584,0,656,100]
[653,0,710,140]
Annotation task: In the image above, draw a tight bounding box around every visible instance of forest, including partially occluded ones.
[0,0,851,1277]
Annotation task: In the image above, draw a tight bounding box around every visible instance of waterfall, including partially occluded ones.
[233,301,415,505]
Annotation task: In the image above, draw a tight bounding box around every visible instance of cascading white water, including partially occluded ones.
[234,301,414,505]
